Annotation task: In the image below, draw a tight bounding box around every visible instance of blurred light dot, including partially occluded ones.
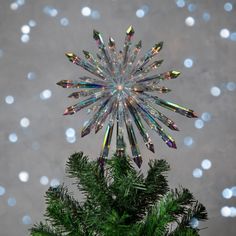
[10,2,19,10]
[40,89,52,100]
[136,9,145,18]
[184,58,193,68]
[18,171,29,182]
[210,86,221,96]
[188,3,196,12]
[21,34,30,43]
[27,72,36,80]
[221,206,231,217]
[184,136,194,146]
[43,6,58,17]
[201,112,211,122]
[189,217,199,228]
[40,176,49,185]
[21,25,30,34]
[32,142,40,150]
[22,215,32,225]
[192,168,203,178]
[230,32,236,41]
[176,0,185,8]
[231,186,236,196]
[230,207,236,217]
[66,136,76,143]
[50,178,60,188]
[5,95,14,104]
[28,20,37,27]
[8,197,16,207]
[60,17,69,26]
[141,5,149,14]
[201,159,212,170]
[0,186,6,196]
[195,119,204,129]
[9,133,18,143]
[87,108,91,114]
[17,0,25,6]
[226,82,236,91]
[202,12,211,22]
[20,117,30,128]
[81,7,91,16]
[65,128,75,138]
[91,10,101,19]
[185,16,195,26]
[50,9,58,17]
[220,28,230,38]
[224,2,233,12]
[222,188,233,199]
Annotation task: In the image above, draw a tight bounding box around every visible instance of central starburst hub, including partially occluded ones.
[117,84,124,91]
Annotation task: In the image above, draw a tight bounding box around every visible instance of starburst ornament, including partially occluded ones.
[57,26,197,167]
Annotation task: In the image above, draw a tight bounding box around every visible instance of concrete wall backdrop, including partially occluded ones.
[0,0,236,235]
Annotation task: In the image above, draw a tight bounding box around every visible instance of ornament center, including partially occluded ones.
[117,85,124,91]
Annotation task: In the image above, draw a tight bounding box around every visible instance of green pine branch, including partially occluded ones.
[30,152,208,236]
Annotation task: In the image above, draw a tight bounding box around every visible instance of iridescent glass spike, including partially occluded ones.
[81,96,112,137]
[136,70,181,84]
[132,42,163,75]
[63,91,107,115]
[65,52,105,79]
[93,30,113,73]
[116,102,126,157]
[126,98,154,153]
[142,93,198,118]
[57,80,105,89]
[123,104,142,167]
[123,26,135,67]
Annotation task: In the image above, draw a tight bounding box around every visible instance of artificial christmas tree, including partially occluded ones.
[30,27,207,235]
[30,152,207,236]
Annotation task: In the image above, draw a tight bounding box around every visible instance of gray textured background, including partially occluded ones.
[0,0,236,235]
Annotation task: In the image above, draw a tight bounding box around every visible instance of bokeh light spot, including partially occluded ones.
[40,176,49,186]
[221,206,231,217]
[224,2,233,12]
[22,215,32,225]
[18,171,29,182]
[5,95,14,104]
[210,86,221,96]
[201,159,212,170]
[136,9,145,18]
[27,72,36,80]
[201,112,211,122]
[20,117,30,128]
[184,58,193,68]
[194,119,204,129]
[185,16,195,26]
[0,186,6,196]
[50,178,60,188]
[40,89,52,100]
[222,188,233,199]
[21,34,30,43]
[81,7,91,16]
[60,17,69,26]
[220,28,230,38]
[189,217,199,228]
[7,197,16,207]
[184,136,194,147]
[9,133,18,143]
[21,25,30,34]
[192,168,203,178]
